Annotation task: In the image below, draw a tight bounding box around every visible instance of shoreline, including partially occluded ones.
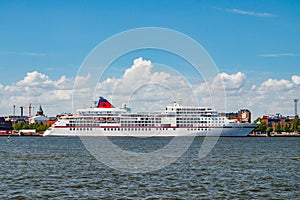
[248,132,300,137]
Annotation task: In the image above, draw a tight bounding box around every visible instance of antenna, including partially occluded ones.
[294,99,298,115]
[294,99,299,134]
[29,103,32,117]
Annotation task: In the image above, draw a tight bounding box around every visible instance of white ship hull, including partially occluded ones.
[44,125,256,137]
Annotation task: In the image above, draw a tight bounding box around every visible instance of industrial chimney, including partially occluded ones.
[20,106,24,117]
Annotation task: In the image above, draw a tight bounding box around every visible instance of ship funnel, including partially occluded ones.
[97,97,114,108]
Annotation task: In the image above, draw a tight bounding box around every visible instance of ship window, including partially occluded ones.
[173,128,175,130]
[104,128,106,131]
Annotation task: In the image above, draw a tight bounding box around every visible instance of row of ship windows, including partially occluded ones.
[121,124,157,126]
[67,123,223,127]
[178,121,223,123]
[67,124,100,127]
[176,112,212,114]
[71,117,224,121]
[69,119,224,123]
[104,128,153,131]
[121,121,161,123]
[69,128,93,131]
[69,127,211,131]
[103,128,210,131]
[177,119,224,121]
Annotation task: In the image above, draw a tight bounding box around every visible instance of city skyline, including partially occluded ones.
[0,0,299,119]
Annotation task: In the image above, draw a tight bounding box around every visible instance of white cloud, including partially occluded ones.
[292,75,300,85]
[95,57,197,111]
[0,51,46,56]
[16,71,52,87]
[258,78,293,93]
[213,72,246,91]
[250,76,300,118]
[226,8,275,17]
[0,59,299,121]
[0,71,76,116]
[259,53,298,57]
[74,73,91,88]
[193,72,299,118]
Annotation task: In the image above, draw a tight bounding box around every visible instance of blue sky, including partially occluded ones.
[0,0,299,118]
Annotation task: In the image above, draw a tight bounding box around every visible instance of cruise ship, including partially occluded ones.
[43,97,258,137]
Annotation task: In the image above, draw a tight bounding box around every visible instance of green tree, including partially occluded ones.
[274,124,281,133]
[290,116,300,132]
[13,122,26,130]
[254,121,267,132]
[290,122,294,132]
[13,122,51,132]
[253,117,261,123]
[266,127,273,133]
[282,124,290,132]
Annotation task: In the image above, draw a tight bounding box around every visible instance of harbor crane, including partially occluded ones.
[18,103,34,117]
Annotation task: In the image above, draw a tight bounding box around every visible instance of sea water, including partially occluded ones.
[0,137,299,199]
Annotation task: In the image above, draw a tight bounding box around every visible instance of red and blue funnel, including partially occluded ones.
[97,97,114,108]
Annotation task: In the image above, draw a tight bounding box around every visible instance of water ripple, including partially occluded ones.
[0,137,299,199]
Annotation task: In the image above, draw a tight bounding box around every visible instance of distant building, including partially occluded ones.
[0,117,13,131]
[29,105,49,124]
[5,116,29,124]
[225,109,252,123]
[261,113,293,131]
[238,109,251,123]
[226,112,238,120]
